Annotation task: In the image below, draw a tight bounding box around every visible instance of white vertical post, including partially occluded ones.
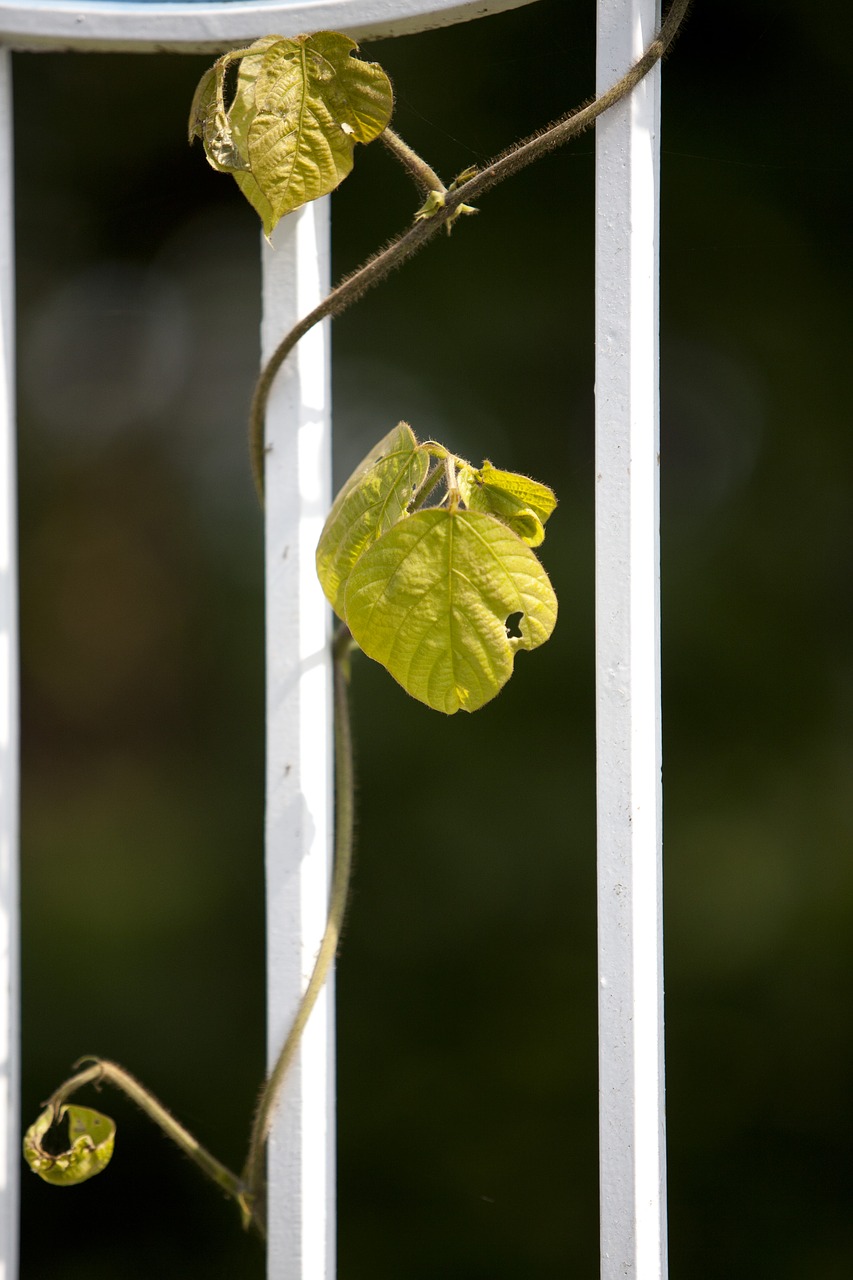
[0,46,17,1280]
[595,1,666,1278]
[262,200,334,1279]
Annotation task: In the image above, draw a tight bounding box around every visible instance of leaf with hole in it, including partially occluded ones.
[190,32,393,235]
[344,507,558,714]
[218,39,283,228]
[24,1104,116,1187]
[248,32,393,233]
[188,37,278,172]
[188,64,219,146]
[317,422,429,620]
[458,461,557,547]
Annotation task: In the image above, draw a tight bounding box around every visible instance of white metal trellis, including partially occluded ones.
[0,1,666,1277]
[595,2,666,1276]
[0,45,18,1280]
[261,197,336,1277]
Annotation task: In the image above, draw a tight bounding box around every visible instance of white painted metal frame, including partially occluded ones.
[0,5,543,1279]
[0,0,537,52]
[595,1,666,1277]
[261,199,336,1278]
[0,48,18,1280]
[0,1,668,1277]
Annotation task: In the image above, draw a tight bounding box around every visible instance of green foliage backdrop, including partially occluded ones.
[12,1,853,1275]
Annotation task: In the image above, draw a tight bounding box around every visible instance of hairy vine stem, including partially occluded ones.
[238,0,692,1182]
[30,4,690,1233]
[38,628,356,1238]
[241,623,356,1224]
[44,1058,248,1210]
[248,0,691,500]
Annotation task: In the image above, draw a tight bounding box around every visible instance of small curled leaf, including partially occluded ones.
[458,461,557,546]
[24,1104,116,1186]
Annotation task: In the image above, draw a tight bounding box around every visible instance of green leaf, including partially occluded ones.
[343,507,558,713]
[190,32,394,235]
[317,422,429,619]
[458,461,557,547]
[188,64,219,146]
[24,1104,116,1187]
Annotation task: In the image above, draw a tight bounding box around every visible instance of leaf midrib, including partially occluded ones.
[381,515,506,696]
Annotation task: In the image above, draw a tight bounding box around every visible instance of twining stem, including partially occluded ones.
[248,0,691,501]
[45,1058,247,1209]
[241,624,356,1215]
[32,1,690,1230]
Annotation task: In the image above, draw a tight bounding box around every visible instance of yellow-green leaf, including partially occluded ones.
[24,1104,116,1187]
[458,461,557,546]
[224,40,282,227]
[316,422,429,619]
[343,507,558,714]
[190,32,394,235]
[188,64,219,146]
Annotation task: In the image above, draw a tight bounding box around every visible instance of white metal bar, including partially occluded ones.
[262,199,335,1280]
[594,1,666,1277]
[0,46,18,1280]
[0,9,550,1280]
[0,0,537,52]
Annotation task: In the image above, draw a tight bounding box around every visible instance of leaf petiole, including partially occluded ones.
[381,126,445,196]
[444,452,460,511]
[410,462,445,512]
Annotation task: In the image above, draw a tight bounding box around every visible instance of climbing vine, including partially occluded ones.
[23,0,689,1244]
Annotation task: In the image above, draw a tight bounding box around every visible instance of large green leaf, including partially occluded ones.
[190,32,393,235]
[458,461,557,547]
[317,422,429,619]
[24,1104,116,1187]
[344,507,558,713]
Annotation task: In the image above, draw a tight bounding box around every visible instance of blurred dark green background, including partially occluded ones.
[10,0,852,1275]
